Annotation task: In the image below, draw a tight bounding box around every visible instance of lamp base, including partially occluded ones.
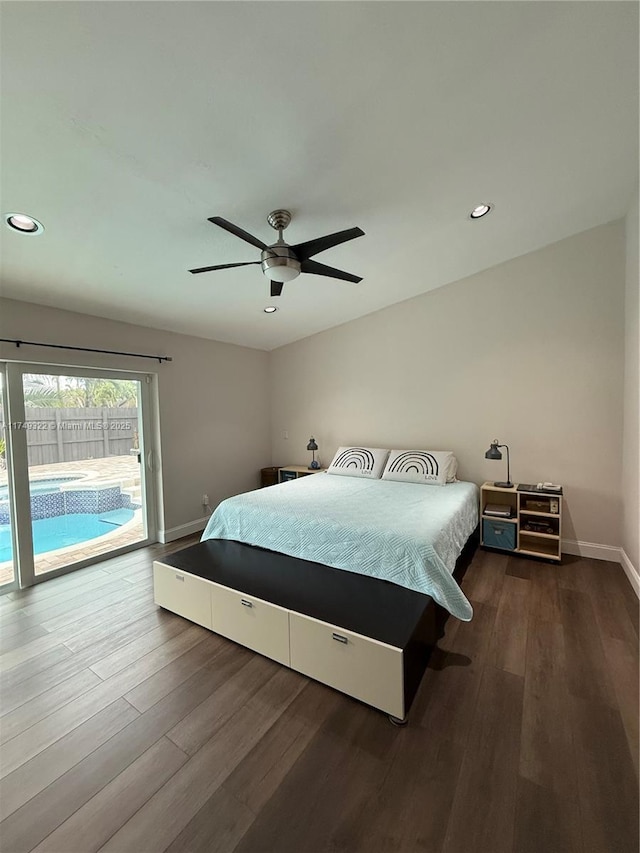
[494,481,514,489]
[309,461,320,470]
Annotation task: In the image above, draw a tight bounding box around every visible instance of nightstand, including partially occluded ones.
[260,467,280,488]
[480,481,563,562]
[279,465,326,483]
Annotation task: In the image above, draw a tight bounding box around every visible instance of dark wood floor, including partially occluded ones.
[0,539,637,853]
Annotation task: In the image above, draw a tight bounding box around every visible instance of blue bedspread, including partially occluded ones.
[201,474,477,621]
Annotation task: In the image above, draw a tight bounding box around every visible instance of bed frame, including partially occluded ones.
[153,532,477,724]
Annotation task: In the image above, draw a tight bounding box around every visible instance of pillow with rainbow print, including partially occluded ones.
[326,446,390,479]
[381,449,457,486]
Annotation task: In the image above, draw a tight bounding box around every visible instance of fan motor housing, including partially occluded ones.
[261,244,301,282]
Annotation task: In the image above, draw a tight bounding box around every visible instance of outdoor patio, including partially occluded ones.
[0,455,145,585]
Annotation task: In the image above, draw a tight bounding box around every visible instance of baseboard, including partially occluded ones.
[562,539,640,599]
[620,548,640,599]
[561,539,621,562]
[158,516,209,544]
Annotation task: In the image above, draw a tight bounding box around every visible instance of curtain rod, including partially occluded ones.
[0,338,172,363]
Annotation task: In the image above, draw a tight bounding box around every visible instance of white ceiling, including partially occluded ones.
[0,2,637,351]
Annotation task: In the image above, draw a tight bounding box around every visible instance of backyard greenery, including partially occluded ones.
[23,376,138,408]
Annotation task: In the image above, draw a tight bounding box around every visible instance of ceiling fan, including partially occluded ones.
[189,210,365,297]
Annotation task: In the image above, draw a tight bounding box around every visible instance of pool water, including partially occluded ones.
[0,509,135,562]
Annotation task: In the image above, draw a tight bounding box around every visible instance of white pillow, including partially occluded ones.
[327,446,390,479]
[381,449,457,486]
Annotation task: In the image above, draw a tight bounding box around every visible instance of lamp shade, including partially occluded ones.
[307,437,318,451]
[485,441,502,460]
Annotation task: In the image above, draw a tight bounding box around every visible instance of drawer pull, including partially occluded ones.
[332,633,348,644]
[241,599,253,608]
[175,575,185,582]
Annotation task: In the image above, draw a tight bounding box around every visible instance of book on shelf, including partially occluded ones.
[484,503,513,518]
[517,483,563,495]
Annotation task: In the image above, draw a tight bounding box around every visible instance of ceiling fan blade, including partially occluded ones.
[291,227,365,261]
[300,259,362,283]
[270,281,284,297]
[189,261,261,274]
[208,217,268,250]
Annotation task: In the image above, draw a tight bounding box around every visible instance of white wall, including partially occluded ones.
[622,192,639,578]
[0,218,630,555]
[0,298,270,539]
[269,222,626,550]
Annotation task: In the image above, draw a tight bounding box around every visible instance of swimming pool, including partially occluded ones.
[0,476,82,502]
[0,509,135,562]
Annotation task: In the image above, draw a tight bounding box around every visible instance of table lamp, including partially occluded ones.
[485,440,513,488]
[307,437,319,469]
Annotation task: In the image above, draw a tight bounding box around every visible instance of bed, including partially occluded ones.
[154,451,478,723]
[201,473,477,621]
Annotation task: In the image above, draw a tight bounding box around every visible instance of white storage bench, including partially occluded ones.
[153,539,438,723]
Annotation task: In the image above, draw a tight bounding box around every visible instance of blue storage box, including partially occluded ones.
[483,518,516,551]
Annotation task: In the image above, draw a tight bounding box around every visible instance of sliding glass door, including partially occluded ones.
[0,363,157,588]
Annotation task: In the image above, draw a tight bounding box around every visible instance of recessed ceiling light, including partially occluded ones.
[263,306,278,314]
[469,204,492,220]
[5,213,44,234]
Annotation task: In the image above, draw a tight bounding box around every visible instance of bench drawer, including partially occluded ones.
[211,584,290,666]
[289,612,404,718]
[153,562,212,629]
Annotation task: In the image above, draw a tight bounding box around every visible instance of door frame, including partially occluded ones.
[2,361,159,589]
[0,364,19,593]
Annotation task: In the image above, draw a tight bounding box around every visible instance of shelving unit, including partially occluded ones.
[279,465,326,483]
[480,481,562,562]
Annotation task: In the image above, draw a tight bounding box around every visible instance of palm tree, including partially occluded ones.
[22,375,62,407]
[22,376,138,408]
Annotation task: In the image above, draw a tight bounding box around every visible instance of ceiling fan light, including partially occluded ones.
[261,254,301,282]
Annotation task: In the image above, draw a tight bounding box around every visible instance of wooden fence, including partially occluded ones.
[0,407,139,466]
